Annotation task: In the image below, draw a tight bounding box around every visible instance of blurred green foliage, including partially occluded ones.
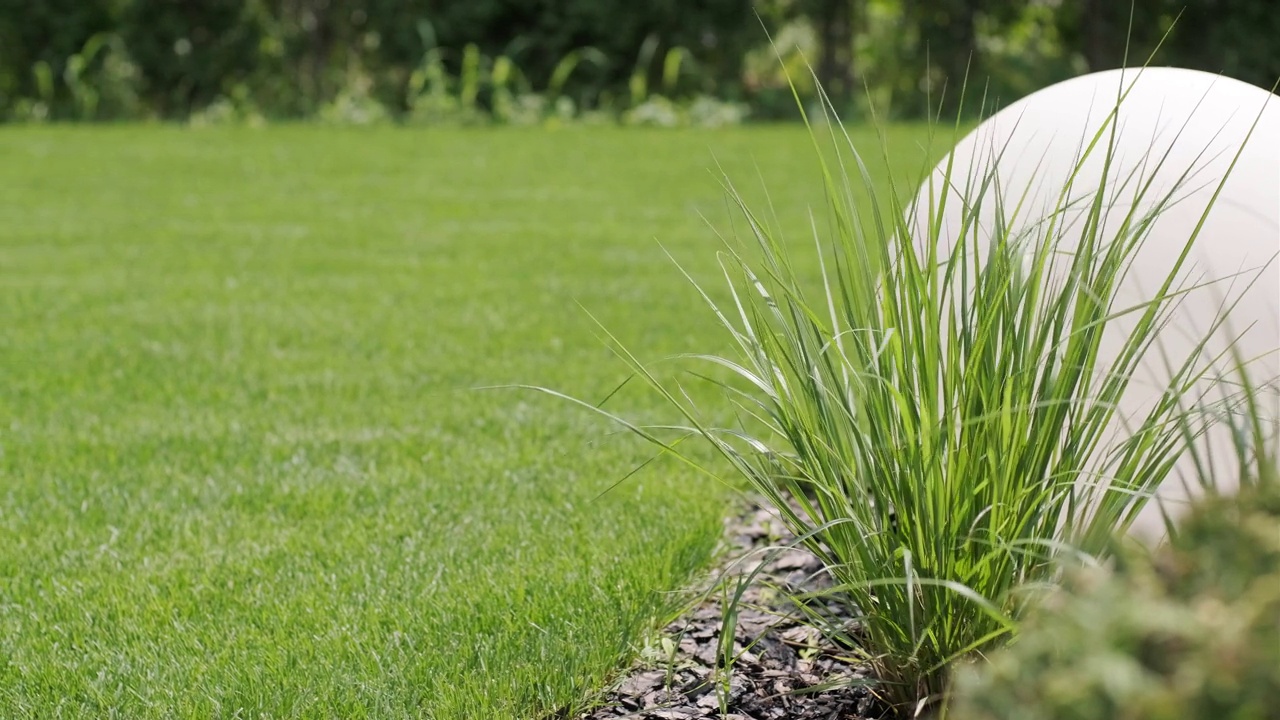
[0,0,757,122]
[1056,0,1280,94]
[1,0,1276,123]
[949,473,1280,720]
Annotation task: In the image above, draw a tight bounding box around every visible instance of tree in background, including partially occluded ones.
[0,0,116,115]
[422,0,757,93]
[0,0,1276,122]
[878,0,1038,117]
[754,0,1054,119]
[119,0,267,115]
[765,0,1277,120]
[913,0,980,109]
[1055,0,1280,91]
[805,0,858,110]
[259,0,761,114]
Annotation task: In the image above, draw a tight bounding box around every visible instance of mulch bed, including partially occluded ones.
[575,500,889,720]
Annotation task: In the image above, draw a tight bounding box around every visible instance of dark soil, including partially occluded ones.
[575,500,888,720]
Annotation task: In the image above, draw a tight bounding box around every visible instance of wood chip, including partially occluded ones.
[576,500,888,720]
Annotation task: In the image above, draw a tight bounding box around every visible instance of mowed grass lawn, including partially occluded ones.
[0,124,928,718]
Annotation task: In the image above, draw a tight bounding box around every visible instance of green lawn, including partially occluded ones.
[0,124,928,718]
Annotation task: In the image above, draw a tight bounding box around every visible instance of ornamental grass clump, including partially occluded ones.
[530,70,1266,715]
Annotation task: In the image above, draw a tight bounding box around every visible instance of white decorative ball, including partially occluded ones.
[908,67,1280,541]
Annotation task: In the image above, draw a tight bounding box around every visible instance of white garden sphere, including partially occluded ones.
[908,67,1280,541]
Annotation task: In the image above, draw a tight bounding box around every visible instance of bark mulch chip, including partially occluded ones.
[576,500,889,720]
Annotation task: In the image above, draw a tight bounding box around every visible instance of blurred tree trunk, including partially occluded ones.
[812,0,857,109]
[1082,0,1110,70]
[1078,0,1135,71]
[917,0,976,108]
[1063,0,1171,73]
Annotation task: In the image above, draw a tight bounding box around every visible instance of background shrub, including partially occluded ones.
[949,465,1280,720]
[118,0,267,116]
[1,0,1277,123]
[0,0,115,116]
